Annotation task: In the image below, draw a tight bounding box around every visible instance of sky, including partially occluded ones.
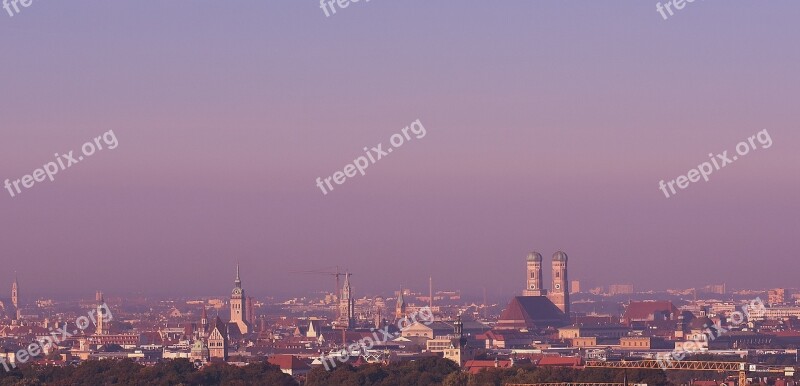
[1,1,798,299]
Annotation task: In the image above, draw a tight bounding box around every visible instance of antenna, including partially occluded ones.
[429,276,433,310]
[483,286,487,320]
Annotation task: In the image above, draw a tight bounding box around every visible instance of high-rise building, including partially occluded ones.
[570,280,581,294]
[547,251,569,315]
[429,276,433,310]
[523,252,546,296]
[702,283,726,294]
[374,307,382,328]
[768,288,787,306]
[336,273,355,329]
[609,284,634,295]
[230,264,250,334]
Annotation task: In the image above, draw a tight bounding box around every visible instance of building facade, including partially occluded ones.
[336,273,354,329]
[95,291,110,335]
[522,252,546,296]
[11,276,18,309]
[396,286,406,319]
[547,251,569,315]
[208,316,228,360]
[230,264,250,334]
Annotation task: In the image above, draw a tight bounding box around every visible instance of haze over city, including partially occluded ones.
[2,1,798,298]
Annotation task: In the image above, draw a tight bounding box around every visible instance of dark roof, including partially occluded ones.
[687,317,714,330]
[268,355,311,371]
[211,316,227,335]
[496,296,567,330]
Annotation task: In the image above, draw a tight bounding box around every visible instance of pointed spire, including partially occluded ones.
[455,313,466,348]
[234,263,242,288]
[11,272,19,309]
[429,276,433,310]
[397,285,405,306]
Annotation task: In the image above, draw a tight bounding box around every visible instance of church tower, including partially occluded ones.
[395,286,406,319]
[230,264,249,334]
[11,274,19,309]
[200,306,209,337]
[547,251,570,315]
[523,252,546,296]
[95,291,110,335]
[336,273,354,329]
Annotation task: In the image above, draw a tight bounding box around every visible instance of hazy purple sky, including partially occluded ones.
[1,1,798,299]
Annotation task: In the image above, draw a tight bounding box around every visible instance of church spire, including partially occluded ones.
[342,273,351,297]
[395,285,406,319]
[397,285,405,306]
[11,272,19,309]
[230,263,249,334]
[234,263,241,288]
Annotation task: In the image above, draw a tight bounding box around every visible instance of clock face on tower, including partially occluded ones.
[233,288,242,295]
[554,283,561,290]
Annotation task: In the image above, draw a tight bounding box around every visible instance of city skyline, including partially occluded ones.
[2,2,799,384]
[2,258,793,300]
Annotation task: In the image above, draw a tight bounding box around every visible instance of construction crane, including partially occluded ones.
[289,266,351,301]
[584,360,795,386]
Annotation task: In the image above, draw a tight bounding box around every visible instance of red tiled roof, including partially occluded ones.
[623,301,678,322]
[464,359,512,374]
[320,331,373,344]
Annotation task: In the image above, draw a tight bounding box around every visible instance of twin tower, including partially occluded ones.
[522,251,569,315]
